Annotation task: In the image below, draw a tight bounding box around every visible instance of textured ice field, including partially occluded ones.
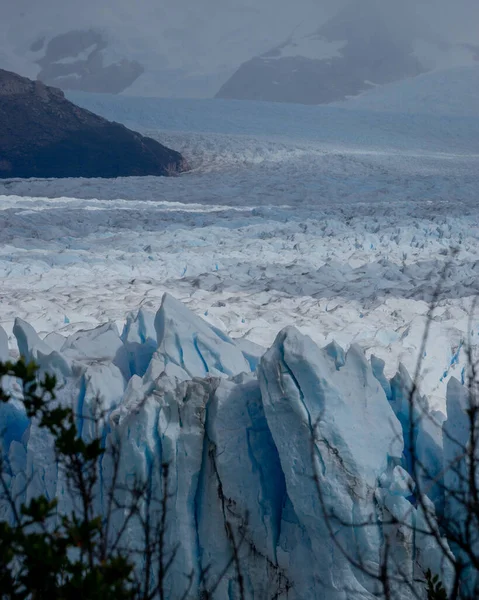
[1,85,479,409]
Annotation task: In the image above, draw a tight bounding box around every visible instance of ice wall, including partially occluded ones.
[0,293,458,598]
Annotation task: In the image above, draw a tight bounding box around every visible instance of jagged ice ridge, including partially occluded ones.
[0,293,464,598]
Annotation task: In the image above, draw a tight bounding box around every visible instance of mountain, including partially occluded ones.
[216,0,479,104]
[29,29,145,95]
[0,68,186,179]
[0,0,476,99]
[0,0,335,98]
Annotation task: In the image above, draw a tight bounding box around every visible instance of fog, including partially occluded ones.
[1,0,477,98]
[4,0,476,42]
[413,0,479,41]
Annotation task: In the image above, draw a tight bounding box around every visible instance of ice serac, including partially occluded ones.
[233,337,266,372]
[1,321,58,472]
[443,377,469,504]
[154,293,250,378]
[442,376,478,593]
[388,363,445,512]
[109,372,213,597]
[197,373,288,598]
[0,296,459,598]
[121,308,157,377]
[259,326,404,598]
[13,317,53,362]
[0,325,8,362]
[61,322,130,380]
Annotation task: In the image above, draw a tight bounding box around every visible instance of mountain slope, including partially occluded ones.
[216,0,478,104]
[1,0,476,98]
[0,0,334,97]
[0,68,186,179]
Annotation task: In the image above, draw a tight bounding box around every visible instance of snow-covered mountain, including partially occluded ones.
[0,294,455,598]
[1,0,476,99]
[0,0,335,97]
[216,0,479,104]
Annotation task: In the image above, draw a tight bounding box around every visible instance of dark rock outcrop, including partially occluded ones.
[0,68,186,179]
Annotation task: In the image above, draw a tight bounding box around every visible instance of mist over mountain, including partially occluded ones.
[0,0,477,99]
[217,0,479,104]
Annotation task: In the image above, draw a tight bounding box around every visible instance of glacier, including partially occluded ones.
[1,85,479,414]
[0,293,462,598]
[1,77,478,595]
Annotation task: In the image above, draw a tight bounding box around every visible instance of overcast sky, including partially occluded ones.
[3,0,478,55]
[413,0,479,40]
[4,0,477,41]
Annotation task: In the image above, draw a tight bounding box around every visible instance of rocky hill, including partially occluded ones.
[0,68,186,179]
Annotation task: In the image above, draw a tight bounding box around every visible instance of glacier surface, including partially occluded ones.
[0,294,463,598]
[0,65,477,598]
[1,88,479,410]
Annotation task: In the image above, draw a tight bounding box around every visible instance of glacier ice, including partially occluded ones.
[442,377,479,594]
[233,337,266,371]
[0,294,466,598]
[154,292,250,378]
[386,363,446,514]
[122,307,158,376]
[61,321,131,380]
[13,317,53,362]
[259,327,404,598]
[0,325,8,362]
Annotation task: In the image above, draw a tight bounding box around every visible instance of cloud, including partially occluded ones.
[382,0,478,43]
